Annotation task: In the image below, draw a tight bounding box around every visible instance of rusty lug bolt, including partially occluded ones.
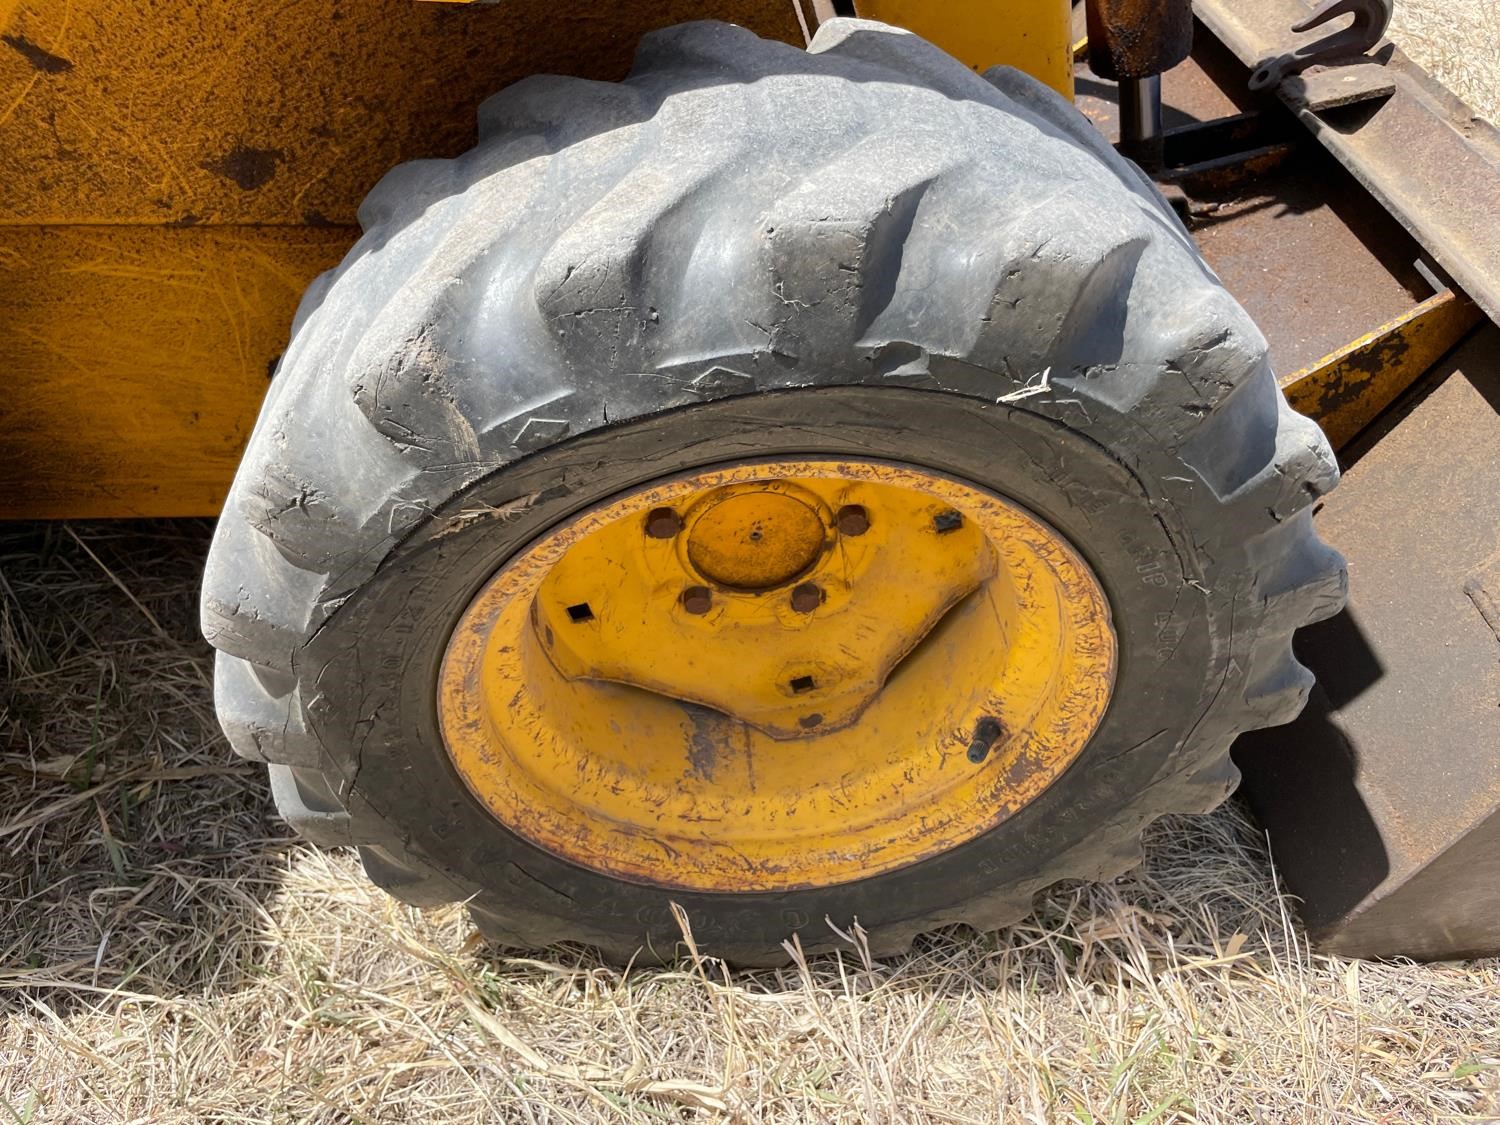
[967,717,1004,764]
[835,504,870,536]
[790,583,824,613]
[645,507,683,539]
[933,509,964,534]
[681,585,713,615]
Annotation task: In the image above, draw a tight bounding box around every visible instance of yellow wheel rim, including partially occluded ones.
[438,459,1115,892]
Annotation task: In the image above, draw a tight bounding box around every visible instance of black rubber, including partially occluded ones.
[202,18,1346,965]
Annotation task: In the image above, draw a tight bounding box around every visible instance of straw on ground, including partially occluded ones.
[3,13,1499,1121]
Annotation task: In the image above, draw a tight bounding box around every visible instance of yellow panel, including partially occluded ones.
[0,1,804,518]
[854,0,1074,98]
[1,1,804,226]
[0,224,354,519]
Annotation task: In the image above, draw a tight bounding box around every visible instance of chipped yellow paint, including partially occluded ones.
[855,0,1075,98]
[1280,289,1484,450]
[536,470,1000,737]
[439,460,1116,892]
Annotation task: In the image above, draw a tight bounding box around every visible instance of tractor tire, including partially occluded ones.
[202,18,1346,965]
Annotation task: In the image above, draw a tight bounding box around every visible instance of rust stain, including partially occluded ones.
[2,31,71,71]
[683,703,726,782]
[201,143,284,191]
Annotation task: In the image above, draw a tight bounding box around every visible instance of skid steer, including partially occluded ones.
[3,0,1496,965]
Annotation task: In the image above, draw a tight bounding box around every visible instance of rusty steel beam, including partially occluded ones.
[1192,0,1500,325]
[1280,288,1483,449]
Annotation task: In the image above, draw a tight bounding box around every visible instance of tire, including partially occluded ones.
[202,18,1346,965]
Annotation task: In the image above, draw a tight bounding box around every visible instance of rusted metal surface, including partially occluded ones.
[1194,0,1500,326]
[1078,23,1435,375]
[1280,287,1483,449]
[1246,0,1391,92]
[1187,142,1428,374]
[1152,109,1299,195]
[1085,0,1194,81]
[790,583,825,613]
[835,504,870,536]
[1233,326,1500,960]
[1281,61,1395,112]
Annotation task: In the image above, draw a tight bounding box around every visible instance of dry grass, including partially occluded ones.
[3,521,1499,1124]
[1390,0,1500,123]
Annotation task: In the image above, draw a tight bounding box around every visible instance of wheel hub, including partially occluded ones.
[531,470,997,737]
[438,459,1116,892]
[684,488,825,590]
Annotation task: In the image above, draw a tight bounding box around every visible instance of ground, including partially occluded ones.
[3,12,1500,1125]
[1389,0,1500,122]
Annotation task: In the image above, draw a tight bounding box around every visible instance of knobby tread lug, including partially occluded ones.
[357,844,472,909]
[204,17,1348,964]
[268,765,354,848]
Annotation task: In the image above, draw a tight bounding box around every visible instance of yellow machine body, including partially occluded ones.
[854,0,1073,97]
[0,0,1073,519]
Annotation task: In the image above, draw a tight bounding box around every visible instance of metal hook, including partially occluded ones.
[1248,0,1394,92]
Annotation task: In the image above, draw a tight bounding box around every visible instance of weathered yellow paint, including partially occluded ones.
[439,460,1116,892]
[0,0,802,227]
[536,472,999,736]
[855,0,1075,98]
[0,0,802,518]
[0,224,354,518]
[683,486,829,590]
[1280,289,1483,451]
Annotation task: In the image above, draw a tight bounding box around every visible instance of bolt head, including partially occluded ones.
[645,507,683,539]
[681,585,713,615]
[790,583,824,613]
[835,504,870,536]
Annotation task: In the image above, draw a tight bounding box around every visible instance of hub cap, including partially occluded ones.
[438,459,1115,892]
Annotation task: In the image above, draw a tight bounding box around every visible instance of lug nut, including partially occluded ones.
[836,504,870,536]
[645,507,683,539]
[790,583,824,613]
[681,585,713,615]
